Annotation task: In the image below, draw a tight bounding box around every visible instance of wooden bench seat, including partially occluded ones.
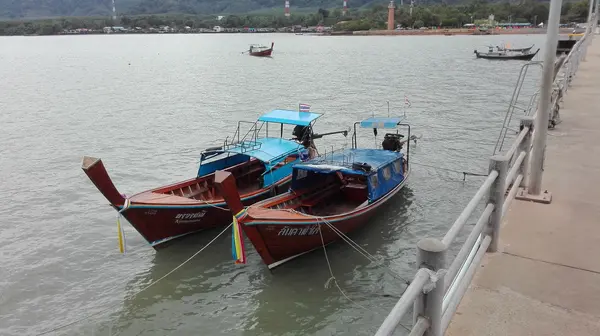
[301,186,339,209]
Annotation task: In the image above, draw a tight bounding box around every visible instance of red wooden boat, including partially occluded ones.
[216,117,413,269]
[249,42,274,57]
[82,109,327,249]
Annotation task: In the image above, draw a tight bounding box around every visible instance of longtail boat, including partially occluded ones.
[474,48,540,60]
[249,42,274,57]
[82,109,348,249]
[215,116,413,269]
[496,44,534,53]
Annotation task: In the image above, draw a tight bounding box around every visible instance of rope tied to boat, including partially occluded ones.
[270,207,412,286]
[116,198,131,254]
[35,223,233,336]
[317,223,369,310]
[411,162,488,181]
[422,269,447,294]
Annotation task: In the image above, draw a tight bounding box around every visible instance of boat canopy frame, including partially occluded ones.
[351,116,411,166]
[197,137,304,184]
[197,109,323,179]
[226,109,323,149]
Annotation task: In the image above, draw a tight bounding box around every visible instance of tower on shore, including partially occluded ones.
[387,0,395,30]
[285,0,290,17]
[111,0,117,21]
[343,0,348,16]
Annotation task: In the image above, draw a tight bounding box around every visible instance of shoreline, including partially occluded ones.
[1,28,576,37]
[350,28,575,36]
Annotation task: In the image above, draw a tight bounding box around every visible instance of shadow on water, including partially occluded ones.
[239,187,417,336]
[83,186,416,336]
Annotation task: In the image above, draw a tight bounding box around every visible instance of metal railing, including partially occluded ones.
[375,15,597,336]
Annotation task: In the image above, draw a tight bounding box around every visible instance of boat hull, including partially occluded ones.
[475,49,540,60]
[82,156,292,249]
[249,42,274,57]
[249,49,273,57]
[118,189,281,247]
[241,170,409,269]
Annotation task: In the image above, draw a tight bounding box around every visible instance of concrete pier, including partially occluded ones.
[447,39,600,335]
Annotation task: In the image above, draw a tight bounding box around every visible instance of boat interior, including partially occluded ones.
[151,159,265,202]
[152,154,298,202]
[267,172,369,216]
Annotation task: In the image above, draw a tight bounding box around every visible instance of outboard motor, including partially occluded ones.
[293,125,312,141]
[382,133,404,151]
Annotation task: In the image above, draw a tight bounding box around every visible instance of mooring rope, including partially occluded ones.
[35,223,233,336]
[318,224,369,310]
[320,217,411,286]
[411,162,488,181]
[317,222,412,333]
[269,207,413,286]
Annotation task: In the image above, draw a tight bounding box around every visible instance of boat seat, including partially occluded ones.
[301,187,339,209]
[343,183,366,190]
[237,166,264,180]
[341,183,368,203]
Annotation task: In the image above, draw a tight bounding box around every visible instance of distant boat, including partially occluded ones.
[474,48,540,60]
[496,44,534,52]
[249,42,274,57]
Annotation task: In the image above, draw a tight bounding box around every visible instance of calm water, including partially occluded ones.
[0,33,544,336]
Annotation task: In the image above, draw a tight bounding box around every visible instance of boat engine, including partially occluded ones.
[382,133,404,152]
[293,125,313,141]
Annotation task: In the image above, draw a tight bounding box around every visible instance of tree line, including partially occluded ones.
[0,0,592,36]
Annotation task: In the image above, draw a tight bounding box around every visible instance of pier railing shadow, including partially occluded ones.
[373,14,597,336]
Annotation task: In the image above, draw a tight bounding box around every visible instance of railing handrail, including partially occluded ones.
[375,13,597,336]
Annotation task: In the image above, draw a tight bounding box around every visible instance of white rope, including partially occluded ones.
[422,269,447,294]
[319,217,411,285]
[318,223,369,310]
[35,223,233,336]
[317,222,412,333]
[276,207,412,285]
[196,198,229,211]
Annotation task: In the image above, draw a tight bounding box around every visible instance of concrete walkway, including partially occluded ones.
[447,39,600,335]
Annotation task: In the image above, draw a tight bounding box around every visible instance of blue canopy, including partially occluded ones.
[360,117,405,129]
[215,137,302,163]
[198,137,304,177]
[293,148,403,176]
[292,148,405,202]
[258,109,323,126]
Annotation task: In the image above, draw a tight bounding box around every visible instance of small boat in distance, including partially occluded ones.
[474,47,540,61]
[496,44,534,53]
[215,116,414,269]
[249,42,274,57]
[82,109,339,249]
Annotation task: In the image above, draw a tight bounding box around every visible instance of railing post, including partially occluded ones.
[528,0,561,201]
[413,238,446,336]
[518,117,534,188]
[487,156,508,253]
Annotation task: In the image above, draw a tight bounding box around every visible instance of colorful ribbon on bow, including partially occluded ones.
[232,209,247,264]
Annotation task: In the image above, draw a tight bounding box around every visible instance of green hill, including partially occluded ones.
[1,0,379,19]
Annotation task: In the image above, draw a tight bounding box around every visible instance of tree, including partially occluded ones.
[318,8,330,18]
